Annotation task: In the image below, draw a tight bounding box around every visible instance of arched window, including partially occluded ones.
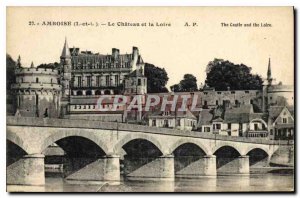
[95,90,102,95]
[86,90,92,95]
[36,77,39,83]
[77,90,83,96]
[104,90,111,95]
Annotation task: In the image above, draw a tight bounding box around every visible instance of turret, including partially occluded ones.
[267,57,273,86]
[30,61,34,68]
[16,55,21,68]
[60,37,72,97]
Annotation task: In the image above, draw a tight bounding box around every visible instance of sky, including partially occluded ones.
[7,7,294,89]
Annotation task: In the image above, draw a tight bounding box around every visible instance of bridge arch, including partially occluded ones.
[113,133,166,155]
[169,139,210,155]
[7,130,29,154]
[246,148,269,167]
[244,145,270,157]
[212,142,243,155]
[41,132,110,155]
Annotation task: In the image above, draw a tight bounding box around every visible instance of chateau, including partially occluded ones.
[8,39,294,140]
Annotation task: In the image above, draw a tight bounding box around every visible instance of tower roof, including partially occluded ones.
[267,57,271,79]
[61,37,71,58]
[30,61,34,68]
[137,55,144,64]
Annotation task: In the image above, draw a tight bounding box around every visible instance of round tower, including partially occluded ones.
[11,60,62,118]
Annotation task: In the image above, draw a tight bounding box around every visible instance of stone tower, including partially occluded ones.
[263,57,274,112]
[11,59,61,118]
[60,38,72,98]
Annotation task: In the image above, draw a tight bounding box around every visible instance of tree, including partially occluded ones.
[144,63,169,93]
[171,74,198,92]
[205,58,263,91]
[37,62,60,69]
[6,54,16,92]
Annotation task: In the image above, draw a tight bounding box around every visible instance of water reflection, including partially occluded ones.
[7,171,294,192]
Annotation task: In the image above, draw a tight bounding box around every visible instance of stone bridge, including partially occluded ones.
[7,116,280,186]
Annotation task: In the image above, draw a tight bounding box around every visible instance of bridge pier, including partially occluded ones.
[7,154,45,186]
[217,155,250,175]
[64,155,120,182]
[237,155,250,174]
[176,155,216,177]
[124,154,174,181]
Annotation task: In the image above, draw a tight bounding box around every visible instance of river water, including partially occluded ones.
[7,169,294,192]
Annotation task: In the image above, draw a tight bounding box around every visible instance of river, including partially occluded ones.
[7,169,294,192]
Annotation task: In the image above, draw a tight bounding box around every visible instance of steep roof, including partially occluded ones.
[61,38,71,58]
[137,55,144,64]
[268,106,284,122]
[127,69,145,77]
[269,105,294,122]
[223,104,253,123]
[198,109,214,126]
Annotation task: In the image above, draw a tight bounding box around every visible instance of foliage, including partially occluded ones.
[6,54,16,91]
[205,58,263,91]
[171,74,198,92]
[144,63,169,93]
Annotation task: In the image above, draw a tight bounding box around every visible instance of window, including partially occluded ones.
[254,123,258,130]
[217,92,221,94]
[87,76,92,87]
[86,90,92,95]
[250,99,253,104]
[216,124,221,130]
[177,119,180,126]
[78,76,82,87]
[96,76,101,87]
[95,90,101,95]
[204,127,210,132]
[245,91,249,94]
[36,78,39,83]
[164,120,169,127]
[234,100,238,105]
[204,92,208,95]
[204,100,207,106]
[231,91,235,94]
[50,78,53,84]
[283,118,287,124]
[228,123,231,129]
[152,120,156,126]
[106,75,110,86]
[138,78,141,86]
[115,75,119,86]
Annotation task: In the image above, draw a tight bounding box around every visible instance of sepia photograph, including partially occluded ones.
[5,6,294,192]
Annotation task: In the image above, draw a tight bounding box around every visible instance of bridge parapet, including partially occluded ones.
[6,116,291,145]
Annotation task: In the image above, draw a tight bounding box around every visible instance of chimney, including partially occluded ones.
[112,48,120,60]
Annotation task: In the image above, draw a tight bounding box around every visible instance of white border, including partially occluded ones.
[1,0,298,197]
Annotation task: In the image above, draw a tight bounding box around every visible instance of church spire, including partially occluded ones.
[61,37,71,58]
[267,57,273,85]
[17,55,21,67]
[30,61,34,68]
